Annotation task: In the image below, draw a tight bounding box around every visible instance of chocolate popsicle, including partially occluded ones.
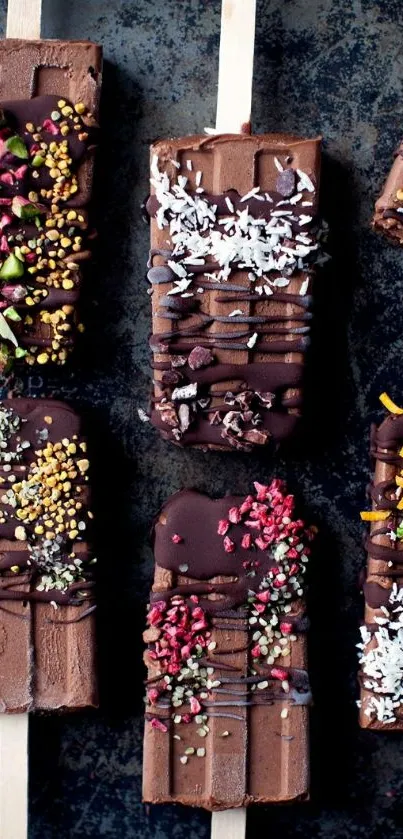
[146,133,323,450]
[358,394,403,729]
[0,398,97,713]
[0,40,101,370]
[143,482,315,809]
[372,141,403,243]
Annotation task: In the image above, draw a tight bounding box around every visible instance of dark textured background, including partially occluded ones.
[0,0,402,836]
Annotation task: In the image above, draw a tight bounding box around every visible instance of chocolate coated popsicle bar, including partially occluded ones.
[146,133,323,450]
[143,482,315,809]
[0,40,101,369]
[372,141,403,243]
[358,396,403,728]
[0,398,97,713]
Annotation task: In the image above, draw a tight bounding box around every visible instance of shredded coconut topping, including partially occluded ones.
[357,584,403,723]
[150,155,321,288]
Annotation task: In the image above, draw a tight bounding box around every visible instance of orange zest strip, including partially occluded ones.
[397,498,403,511]
[379,392,403,415]
[396,476,403,487]
[360,511,390,521]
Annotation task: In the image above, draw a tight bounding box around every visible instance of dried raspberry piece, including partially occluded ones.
[42,118,60,136]
[223,536,235,553]
[217,519,230,535]
[241,533,252,549]
[147,602,165,626]
[239,495,254,515]
[171,533,183,544]
[256,591,271,603]
[190,696,202,714]
[148,688,160,704]
[270,666,288,681]
[150,717,168,733]
[228,506,241,524]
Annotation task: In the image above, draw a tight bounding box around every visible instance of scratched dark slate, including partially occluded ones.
[0,0,402,836]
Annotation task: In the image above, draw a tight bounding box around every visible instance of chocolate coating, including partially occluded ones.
[359,408,403,729]
[148,133,322,451]
[143,484,313,809]
[0,398,97,712]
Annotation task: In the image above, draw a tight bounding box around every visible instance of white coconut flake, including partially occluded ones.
[168,260,187,278]
[137,408,150,423]
[357,584,403,723]
[273,277,290,288]
[186,159,193,171]
[247,332,258,349]
[167,278,193,295]
[228,309,244,317]
[299,278,309,296]
[195,170,203,187]
[240,186,261,203]
[274,157,284,172]
[297,170,315,193]
[148,157,321,296]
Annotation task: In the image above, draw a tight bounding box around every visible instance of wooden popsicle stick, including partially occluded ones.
[215,0,256,134]
[0,2,43,834]
[6,0,41,38]
[212,3,256,833]
[0,715,29,839]
[211,808,247,839]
